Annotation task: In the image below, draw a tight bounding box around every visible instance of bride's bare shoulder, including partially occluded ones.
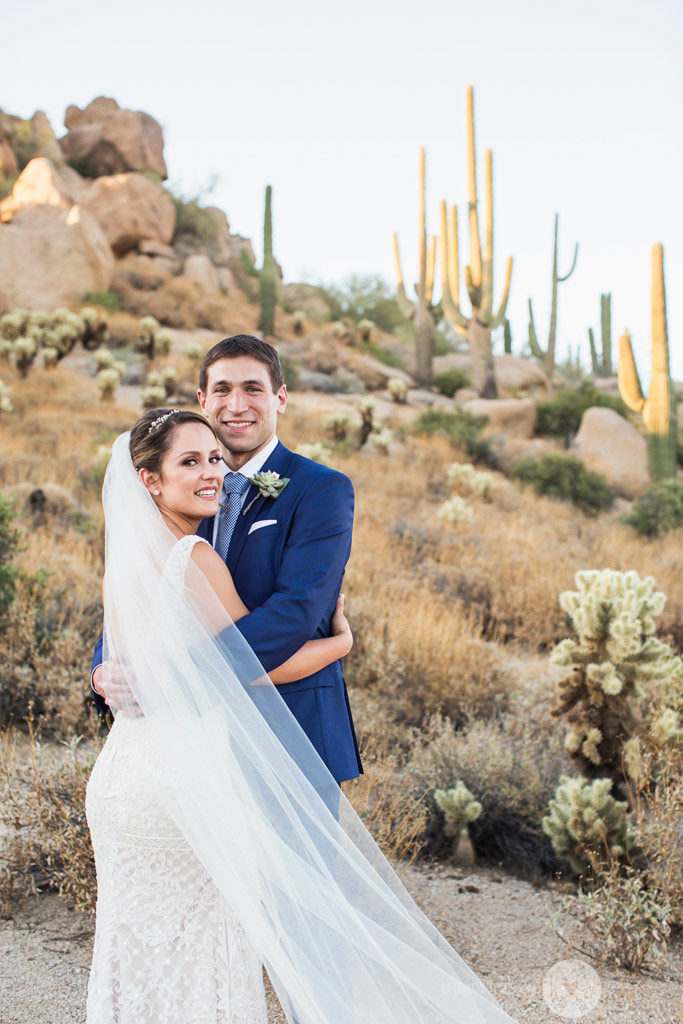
[189,537,225,579]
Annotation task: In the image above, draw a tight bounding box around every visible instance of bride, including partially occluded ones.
[86,407,519,1024]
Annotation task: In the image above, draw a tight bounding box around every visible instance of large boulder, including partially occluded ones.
[0,204,114,312]
[461,397,537,439]
[27,110,64,164]
[281,282,333,323]
[0,137,18,177]
[183,253,221,293]
[61,96,167,179]
[79,172,175,255]
[0,158,85,221]
[433,352,551,397]
[570,406,650,498]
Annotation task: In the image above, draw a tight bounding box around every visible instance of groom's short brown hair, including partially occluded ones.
[199,335,284,394]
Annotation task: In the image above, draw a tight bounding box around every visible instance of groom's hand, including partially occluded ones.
[93,661,141,715]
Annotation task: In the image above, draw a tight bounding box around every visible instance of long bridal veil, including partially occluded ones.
[101,432,518,1024]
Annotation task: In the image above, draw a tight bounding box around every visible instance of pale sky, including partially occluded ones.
[3,0,682,380]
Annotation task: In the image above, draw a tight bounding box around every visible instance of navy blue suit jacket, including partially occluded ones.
[92,441,362,785]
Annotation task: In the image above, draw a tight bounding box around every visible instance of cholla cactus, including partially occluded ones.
[153,329,173,358]
[0,340,13,362]
[138,316,161,358]
[357,396,376,447]
[370,428,393,455]
[447,461,496,499]
[331,321,347,338]
[96,368,120,401]
[434,782,482,840]
[42,347,59,368]
[291,310,306,336]
[184,343,202,361]
[142,384,167,409]
[542,775,639,875]
[550,569,682,789]
[80,306,109,350]
[159,365,179,397]
[12,336,37,377]
[0,379,14,415]
[387,377,408,404]
[0,309,31,341]
[94,346,117,372]
[357,318,375,343]
[437,496,474,524]
[324,412,352,441]
[296,442,331,465]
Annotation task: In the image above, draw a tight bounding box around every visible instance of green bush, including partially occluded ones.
[510,455,614,513]
[536,383,629,442]
[0,494,19,622]
[82,290,121,313]
[0,173,18,201]
[433,368,472,397]
[411,408,495,466]
[622,478,683,537]
[170,193,221,262]
[321,275,410,335]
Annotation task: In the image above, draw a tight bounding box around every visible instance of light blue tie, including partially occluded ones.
[215,473,249,563]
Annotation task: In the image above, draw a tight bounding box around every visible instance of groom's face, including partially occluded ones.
[198,356,287,467]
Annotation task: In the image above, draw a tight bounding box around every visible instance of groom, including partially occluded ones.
[93,334,362,787]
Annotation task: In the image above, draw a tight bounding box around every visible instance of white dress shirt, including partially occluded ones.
[212,434,279,546]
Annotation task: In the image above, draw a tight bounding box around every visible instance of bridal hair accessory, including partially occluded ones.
[247,469,290,499]
[148,409,183,434]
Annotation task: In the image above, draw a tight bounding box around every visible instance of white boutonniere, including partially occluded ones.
[247,470,290,500]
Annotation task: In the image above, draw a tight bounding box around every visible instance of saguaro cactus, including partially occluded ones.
[618,243,677,481]
[259,184,276,337]
[439,86,513,398]
[393,147,438,385]
[588,293,613,377]
[528,213,578,373]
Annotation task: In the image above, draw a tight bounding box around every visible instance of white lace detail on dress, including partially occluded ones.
[86,535,267,1024]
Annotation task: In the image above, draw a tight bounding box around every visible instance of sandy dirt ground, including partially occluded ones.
[1,861,680,1024]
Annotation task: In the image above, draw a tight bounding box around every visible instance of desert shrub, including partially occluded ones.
[363,342,406,369]
[437,496,474,524]
[0,494,20,621]
[170,192,221,262]
[0,728,100,914]
[322,275,409,335]
[9,120,43,169]
[82,290,121,313]
[622,478,683,538]
[570,869,671,971]
[433,368,472,397]
[411,408,495,467]
[406,714,561,876]
[345,753,428,864]
[0,172,18,200]
[510,454,614,513]
[535,383,629,443]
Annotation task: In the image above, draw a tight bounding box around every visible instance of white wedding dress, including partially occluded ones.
[85,536,268,1024]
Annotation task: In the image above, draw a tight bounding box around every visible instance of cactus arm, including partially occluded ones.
[489,256,512,329]
[417,147,427,300]
[588,327,599,374]
[601,293,612,374]
[392,232,415,317]
[558,240,579,283]
[479,149,494,324]
[617,330,645,412]
[528,298,544,360]
[425,235,437,306]
[439,201,469,330]
[465,85,482,292]
[644,242,671,436]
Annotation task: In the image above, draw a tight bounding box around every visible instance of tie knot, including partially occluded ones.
[222,473,249,497]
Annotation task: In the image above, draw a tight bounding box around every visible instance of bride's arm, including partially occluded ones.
[191,542,352,684]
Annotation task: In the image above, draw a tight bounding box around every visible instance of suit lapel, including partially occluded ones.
[227,442,295,575]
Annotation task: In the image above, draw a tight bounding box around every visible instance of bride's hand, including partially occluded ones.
[331,594,353,655]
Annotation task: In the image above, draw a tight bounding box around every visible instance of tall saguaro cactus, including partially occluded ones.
[528,213,578,374]
[439,86,513,398]
[393,147,438,384]
[618,243,677,481]
[588,293,613,377]
[259,184,276,337]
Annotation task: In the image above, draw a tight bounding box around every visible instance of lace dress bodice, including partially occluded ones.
[85,536,267,1024]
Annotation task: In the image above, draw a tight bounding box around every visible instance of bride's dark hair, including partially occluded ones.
[129,408,216,474]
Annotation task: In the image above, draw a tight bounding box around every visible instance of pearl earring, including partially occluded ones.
[153,489,160,496]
